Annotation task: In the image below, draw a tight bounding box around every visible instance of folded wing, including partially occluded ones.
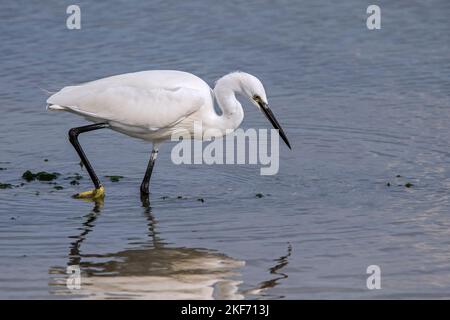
[47,85,204,130]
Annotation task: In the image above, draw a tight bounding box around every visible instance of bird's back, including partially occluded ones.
[81,70,211,92]
[47,70,214,140]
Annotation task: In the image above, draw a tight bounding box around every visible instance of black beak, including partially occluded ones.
[258,102,291,149]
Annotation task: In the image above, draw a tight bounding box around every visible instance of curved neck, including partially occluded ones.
[211,73,245,132]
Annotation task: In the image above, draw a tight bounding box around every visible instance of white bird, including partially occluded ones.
[47,70,291,200]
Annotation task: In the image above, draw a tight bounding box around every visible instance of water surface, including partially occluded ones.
[0,0,450,299]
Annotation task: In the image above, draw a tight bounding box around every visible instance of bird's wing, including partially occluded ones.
[47,85,204,130]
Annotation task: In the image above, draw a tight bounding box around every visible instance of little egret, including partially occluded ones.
[47,70,291,200]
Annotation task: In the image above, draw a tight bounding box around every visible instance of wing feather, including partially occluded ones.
[47,85,204,130]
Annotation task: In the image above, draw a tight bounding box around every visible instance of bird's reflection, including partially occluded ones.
[243,243,292,299]
[50,198,291,299]
[67,201,103,267]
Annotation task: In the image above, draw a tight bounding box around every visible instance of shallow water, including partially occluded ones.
[1,0,450,299]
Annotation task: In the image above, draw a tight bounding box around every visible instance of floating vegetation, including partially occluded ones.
[105,175,124,182]
[0,183,13,189]
[65,173,83,186]
[65,173,83,181]
[0,168,6,171]
[197,198,205,203]
[53,185,64,190]
[37,172,60,181]
[160,196,169,200]
[255,193,264,198]
[44,159,48,162]
[21,171,34,182]
[388,175,414,188]
[22,170,60,182]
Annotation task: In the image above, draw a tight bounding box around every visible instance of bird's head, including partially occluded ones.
[238,72,291,149]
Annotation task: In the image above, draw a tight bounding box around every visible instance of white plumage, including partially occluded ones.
[47,69,290,199]
[48,70,212,141]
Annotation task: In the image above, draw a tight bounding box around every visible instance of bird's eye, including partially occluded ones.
[253,95,261,102]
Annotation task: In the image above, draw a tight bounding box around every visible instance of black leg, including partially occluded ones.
[68,123,109,190]
[140,147,158,195]
[140,192,151,208]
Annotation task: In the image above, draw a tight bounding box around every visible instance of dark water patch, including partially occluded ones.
[0,183,13,189]
[105,175,124,182]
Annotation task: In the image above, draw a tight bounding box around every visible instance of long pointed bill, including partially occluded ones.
[259,102,292,149]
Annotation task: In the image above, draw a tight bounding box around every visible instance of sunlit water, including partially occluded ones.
[1,0,450,299]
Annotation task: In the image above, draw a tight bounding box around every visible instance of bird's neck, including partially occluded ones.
[211,73,245,132]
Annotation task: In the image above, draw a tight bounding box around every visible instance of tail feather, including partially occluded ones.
[42,85,62,111]
[39,86,56,95]
[47,104,66,111]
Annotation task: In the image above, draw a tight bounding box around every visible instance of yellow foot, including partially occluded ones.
[72,186,105,200]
